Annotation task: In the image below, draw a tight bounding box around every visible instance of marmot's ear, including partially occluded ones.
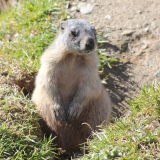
[60,21,66,33]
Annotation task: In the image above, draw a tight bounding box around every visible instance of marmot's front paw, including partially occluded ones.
[53,105,66,121]
[67,104,81,122]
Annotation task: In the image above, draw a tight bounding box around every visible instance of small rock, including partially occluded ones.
[91,0,96,2]
[136,24,142,29]
[154,70,160,78]
[151,21,157,29]
[94,3,99,6]
[144,61,149,66]
[67,15,71,19]
[123,6,128,10]
[105,15,111,20]
[137,10,142,14]
[151,41,160,52]
[144,27,149,33]
[71,2,77,6]
[122,30,135,36]
[78,3,94,14]
[70,6,77,12]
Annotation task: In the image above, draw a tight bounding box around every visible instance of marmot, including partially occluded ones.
[32,19,111,154]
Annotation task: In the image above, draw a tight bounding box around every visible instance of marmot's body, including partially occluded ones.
[32,19,111,154]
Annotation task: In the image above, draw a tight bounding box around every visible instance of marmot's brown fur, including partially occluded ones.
[32,19,111,154]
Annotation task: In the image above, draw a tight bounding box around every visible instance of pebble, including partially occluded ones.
[91,0,96,2]
[78,3,94,14]
[136,24,142,29]
[122,30,135,36]
[67,15,71,19]
[144,27,149,33]
[137,10,142,14]
[144,61,149,66]
[70,6,77,12]
[71,2,77,6]
[123,6,128,10]
[94,3,99,6]
[105,15,111,20]
[151,21,157,29]
[154,70,160,78]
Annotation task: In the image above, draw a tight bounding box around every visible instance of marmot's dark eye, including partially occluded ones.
[71,30,78,37]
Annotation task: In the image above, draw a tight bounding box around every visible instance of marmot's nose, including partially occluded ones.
[86,38,95,51]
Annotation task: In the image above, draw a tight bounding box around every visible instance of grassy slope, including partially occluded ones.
[0,0,159,160]
[0,0,66,71]
[78,85,160,159]
[0,0,65,159]
[0,83,57,159]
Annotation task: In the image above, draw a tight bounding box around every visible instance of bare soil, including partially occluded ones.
[67,0,160,115]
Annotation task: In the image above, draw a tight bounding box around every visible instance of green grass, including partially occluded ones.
[0,0,159,160]
[96,32,119,84]
[0,0,66,71]
[0,1,117,159]
[96,32,119,70]
[77,85,160,159]
[0,83,58,159]
[0,0,65,159]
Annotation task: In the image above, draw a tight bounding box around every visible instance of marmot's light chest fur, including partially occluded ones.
[32,19,111,153]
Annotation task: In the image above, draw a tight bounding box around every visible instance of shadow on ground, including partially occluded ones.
[104,61,141,118]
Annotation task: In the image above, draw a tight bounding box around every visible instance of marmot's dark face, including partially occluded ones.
[60,19,97,55]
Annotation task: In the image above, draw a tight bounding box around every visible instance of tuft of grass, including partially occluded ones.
[96,32,119,84]
[96,32,119,71]
[77,84,160,159]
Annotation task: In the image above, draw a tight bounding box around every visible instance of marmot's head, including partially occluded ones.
[60,19,97,55]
